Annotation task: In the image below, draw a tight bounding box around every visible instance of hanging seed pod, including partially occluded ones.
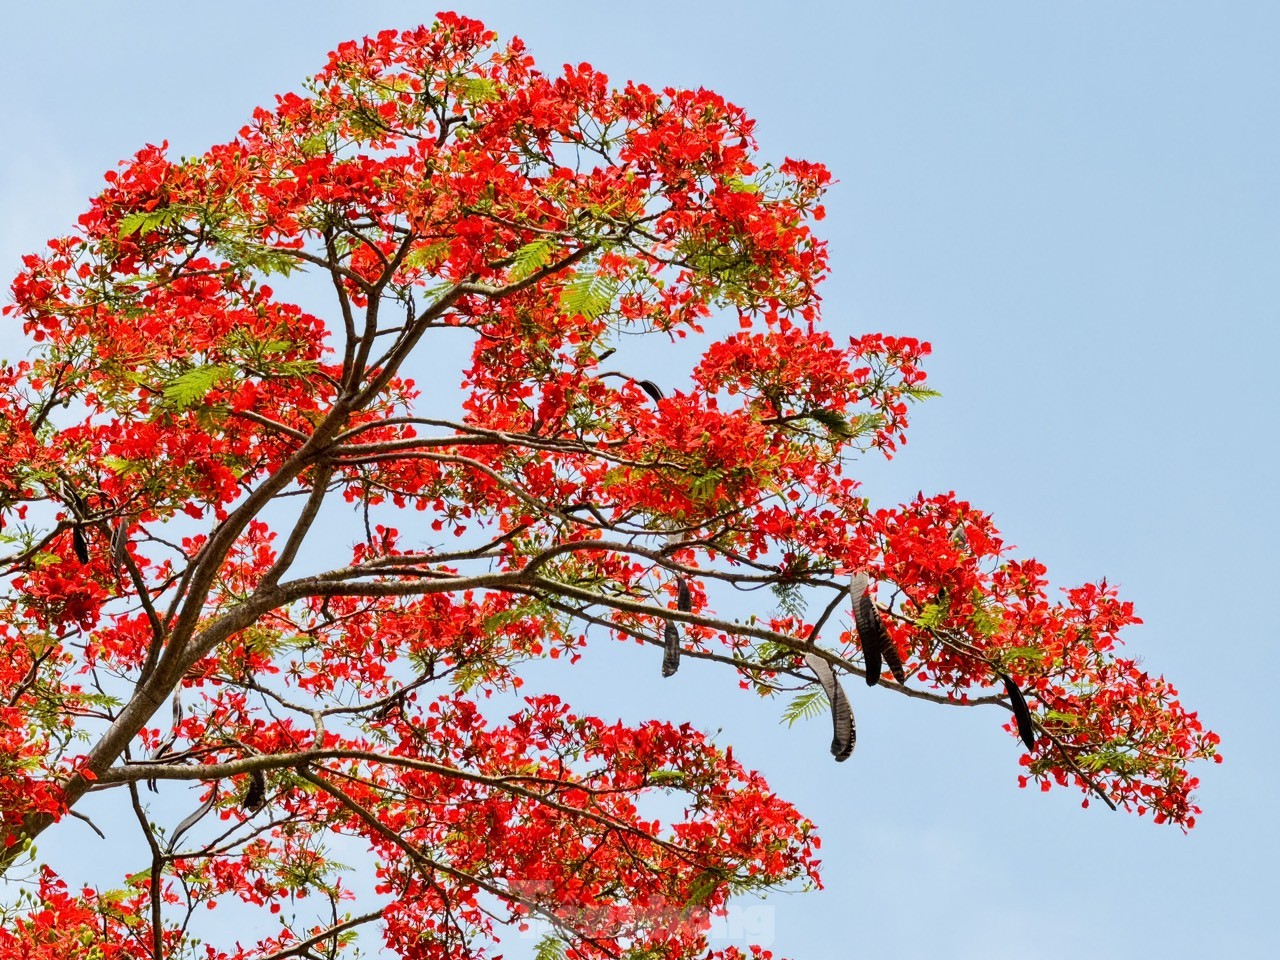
[850,573,884,687]
[71,527,90,565]
[881,634,908,686]
[661,621,681,678]
[168,787,218,854]
[243,768,267,813]
[1002,675,1037,753]
[111,522,130,565]
[803,652,856,761]
[676,576,691,613]
[636,379,664,404]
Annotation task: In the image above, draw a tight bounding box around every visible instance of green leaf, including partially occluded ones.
[1000,645,1043,663]
[686,869,720,905]
[770,579,808,619]
[1043,709,1083,726]
[404,240,451,270]
[781,688,827,727]
[299,134,328,157]
[688,467,724,503]
[646,769,686,786]
[725,175,761,194]
[560,270,619,320]
[968,605,1003,639]
[507,237,556,283]
[846,412,886,438]
[453,76,499,104]
[805,407,853,437]
[123,869,152,887]
[203,232,302,278]
[117,206,183,238]
[102,455,140,477]
[534,934,567,960]
[161,365,233,410]
[916,601,949,630]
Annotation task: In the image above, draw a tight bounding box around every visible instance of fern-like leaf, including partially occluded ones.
[560,270,619,320]
[805,407,853,437]
[117,205,184,238]
[534,935,568,960]
[507,237,556,282]
[781,688,828,727]
[161,365,233,410]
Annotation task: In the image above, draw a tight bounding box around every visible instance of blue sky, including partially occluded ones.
[1,2,1275,957]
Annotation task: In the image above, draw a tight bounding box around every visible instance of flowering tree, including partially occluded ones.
[0,14,1219,960]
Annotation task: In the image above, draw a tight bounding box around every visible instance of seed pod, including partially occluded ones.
[803,652,856,761]
[71,527,90,565]
[146,734,177,793]
[1003,676,1037,753]
[111,522,130,565]
[850,574,885,687]
[661,621,681,678]
[881,635,908,686]
[168,787,218,853]
[636,379,664,404]
[243,768,267,813]
[676,576,691,613]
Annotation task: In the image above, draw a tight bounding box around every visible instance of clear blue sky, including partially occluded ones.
[1,2,1275,957]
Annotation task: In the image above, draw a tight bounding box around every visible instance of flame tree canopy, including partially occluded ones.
[0,14,1219,960]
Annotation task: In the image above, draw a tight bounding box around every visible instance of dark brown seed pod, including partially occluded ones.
[636,379,664,404]
[71,527,90,565]
[803,652,856,761]
[1003,676,1037,753]
[850,574,884,687]
[111,523,130,565]
[676,576,691,613]
[881,636,908,686]
[661,621,681,678]
[168,787,218,854]
[243,768,267,812]
[146,734,177,793]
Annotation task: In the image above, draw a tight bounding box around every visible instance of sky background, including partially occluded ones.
[1,2,1276,957]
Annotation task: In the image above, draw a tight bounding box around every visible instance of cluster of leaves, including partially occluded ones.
[0,13,1217,960]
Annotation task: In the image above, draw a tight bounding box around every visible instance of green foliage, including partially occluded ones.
[404,240,452,271]
[915,600,950,630]
[900,385,942,402]
[560,269,619,320]
[781,688,827,727]
[452,76,499,104]
[968,602,1004,639]
[160,365,234,410]
[804,407,854,437]
[534,934,568,960]
[997,645,1044,665]
[770,579,808,619]
[1074,747,1146,777]
[507,237,557,283]
[685,869,719,905]
[1043,708,1084,727]
[209,235,301,278]
[116,205,186,238]
[687,467,725,504]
